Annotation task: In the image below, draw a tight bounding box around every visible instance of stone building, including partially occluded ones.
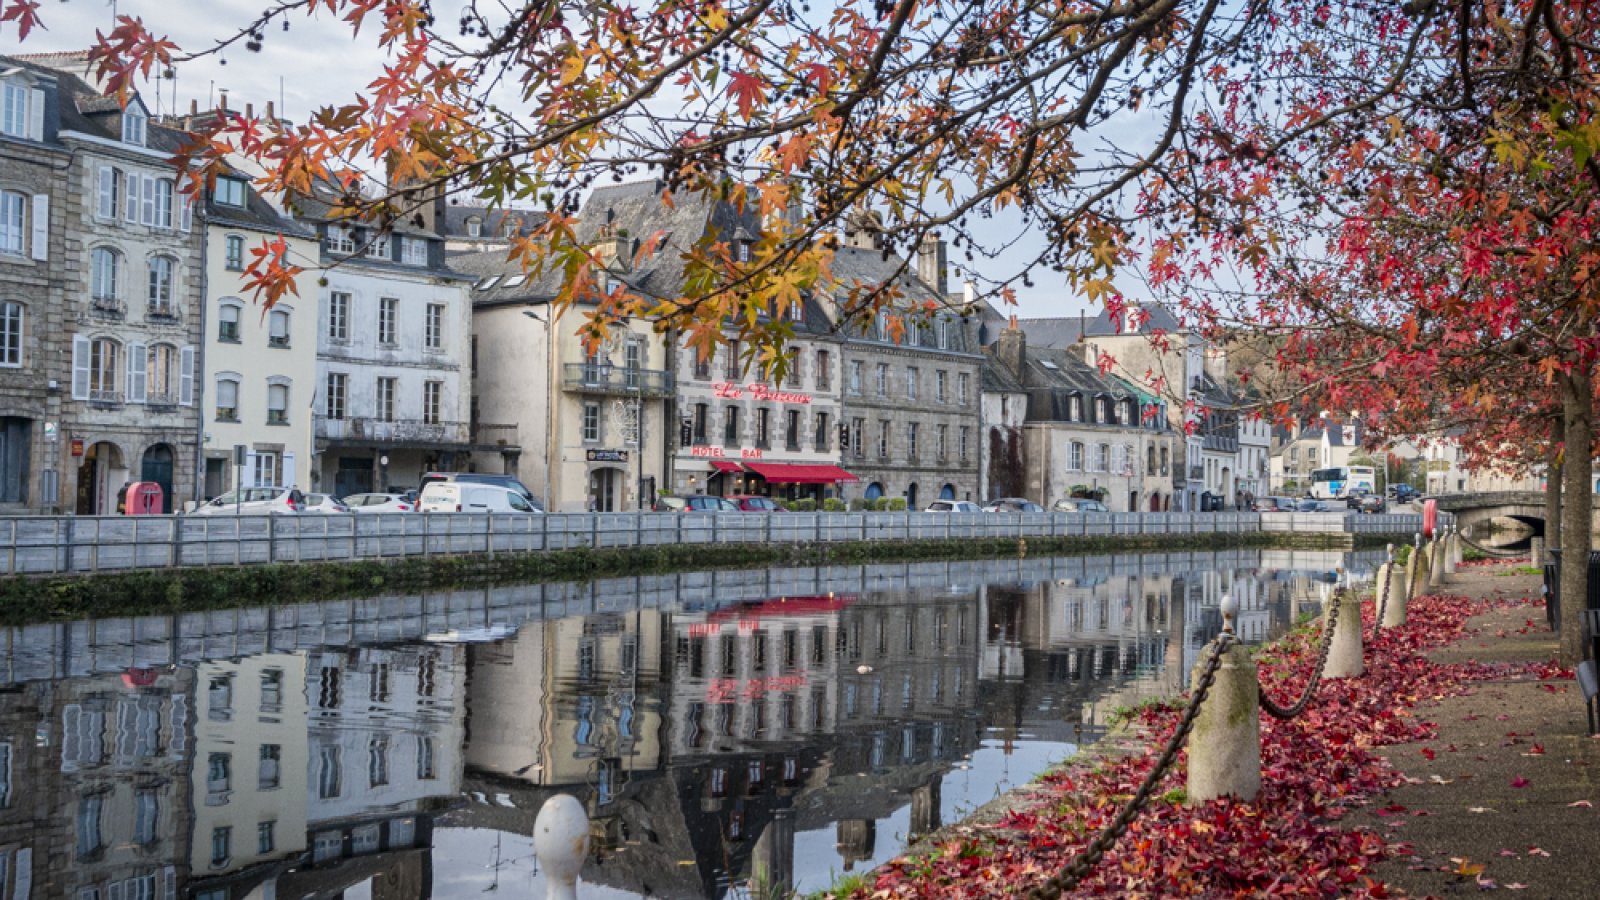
[10,57,206,514]
[978,333,1028,502]
[436,203,544,256]
[986,321,1178,512]
[828,227,982,507]
[0,58,71,512]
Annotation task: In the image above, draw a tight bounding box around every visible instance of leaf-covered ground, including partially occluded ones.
[860,591,1562,899]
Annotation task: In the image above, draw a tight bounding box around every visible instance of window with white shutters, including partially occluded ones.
[124,342,146,403]
[0,192,23,255]
[154,180,173,229]
[140,175,155,225]
[123,172,138,222]
[147,257,174,313]
[147,345,177,405]
[179,346,195,406]
[0,83,26,137]
[88,339,119,402]
[0,302,19,368]
[91,248,120,302]
[97,167,120,219]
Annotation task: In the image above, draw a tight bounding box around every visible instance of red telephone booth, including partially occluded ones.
[125,481,165,515]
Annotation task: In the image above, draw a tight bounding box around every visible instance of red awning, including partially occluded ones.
[743,462,860,484]
[708,460,744,473]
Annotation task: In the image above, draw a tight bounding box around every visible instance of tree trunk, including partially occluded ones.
[1547,412,1564,560]
[1559,369,1593,667]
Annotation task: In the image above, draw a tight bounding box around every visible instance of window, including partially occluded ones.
[97,166,122,218]
[325,225,354,253]
[417,736,436,780]
[584,402,601,442]
[423,381,442,425]
[785,409,800,450]
[851,417,864,457]
[267,383,288,425]
[365,232,390,260]
[907,422,919,458]
[325,373,346,419]
[215,177,247,207]
[0,191,23,254]
[153,179,173,229]
[378,298,398,345]
[90,339,118,400]
[211,827,231,866]
[318,745,341,798]
[135,790,159,844]
[466,217,482,237]
[147,344,177,402]
[368,735,390,787]
[906,367,918,401]
[318,667,342,709]
[693,350,711,379]
[1112,443,1127,474]
[849,360,862,394]
[937,424,948,459]
[90,247,121,303]
[209,302,241,345]
[208,752,233,796]
[1095,443,1110,472]
[1098,397,1110,422]
[1069,441,1085,471]
[260,670,283,711]
[725,341,741,380]
[1070,395,1082,422]
[878,421,890,458]
[268,309,290,347]
[1,83,29,138]
[402,237,428,266]
[77,794,104,856]
[122,112,145,146]
[328,292,350,340]
[936,318,949,349]
[147,257,174,312]
[0,742,9,807]
[216,377,239,421]
[960,426,970,461]
[756,407,771,448]
[376,377,396,422]
[876,363,888,397]
[259,744,281,789]
[224,235,244,270]
[0,302,19,367]
[258,822,276,855]
[815,411,830,451]
[723,406,740,446]
[252,452,276,487]
[936,371,948,403]
[815,351,830,390]
[424,303,445,350]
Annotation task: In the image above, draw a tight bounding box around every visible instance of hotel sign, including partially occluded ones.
[690,446,764,459]
[713,382,812,404]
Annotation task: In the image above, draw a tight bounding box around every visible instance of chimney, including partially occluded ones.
[245,102,253,119]
[917,232,947,295]
[843,207,883,250]
[997,314,1026,381]
[189,99,198,115]
[1205,346,1228,380]
[594,225,631,275]
[266,100,275,121]
[218,92,228,110]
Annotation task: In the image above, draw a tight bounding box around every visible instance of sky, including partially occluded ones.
[11,0,1157,321]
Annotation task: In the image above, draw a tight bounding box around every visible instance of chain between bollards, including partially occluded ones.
[1258,586,1342,721]
[1024,634,1235,900]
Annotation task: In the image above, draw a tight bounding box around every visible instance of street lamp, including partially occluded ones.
[522,308,555,513]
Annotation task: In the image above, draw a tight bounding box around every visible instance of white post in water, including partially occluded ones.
[1188,593,1261,804]
[535,795,591,900]
[1325,572,1365,677]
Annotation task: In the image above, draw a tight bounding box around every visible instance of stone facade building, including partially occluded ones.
[828,230,982,508]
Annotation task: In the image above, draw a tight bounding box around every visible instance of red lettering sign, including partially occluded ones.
[747,384,812,404]
[688,623,722,637]
[713,382,744,399]
[741,448,763,459]
[690,446,726,457]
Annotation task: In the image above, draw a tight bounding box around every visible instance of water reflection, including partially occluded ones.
[0,549,1382,900]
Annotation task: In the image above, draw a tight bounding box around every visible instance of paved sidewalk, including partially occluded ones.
[1348,562,1596,898]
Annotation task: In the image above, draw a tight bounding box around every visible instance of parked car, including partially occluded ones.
[419,472,544,511]
[925,500,983,513]
[653,494,740,512]
[1052,498,1109,513]
[343,493,415,513]
[418,482,539,513]
[982,497,1046,513]
[723,494,787,512]
[1253,497,1287,512]
[191,486,305,516]
[1357,494,1386,514]
[1345,488,1374,510]
[1387,484,1420,502]
[300,493,352,514]
[1294,499,1331,513]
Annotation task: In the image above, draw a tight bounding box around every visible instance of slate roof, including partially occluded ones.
[439,204,546,240]
[979,352,1026,394]
[287,185,442,238]
[204,165,317,238]
[2,53,189,155]
[1009,303,1187,349]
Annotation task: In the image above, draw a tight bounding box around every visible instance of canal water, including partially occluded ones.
[0,548,1385,900]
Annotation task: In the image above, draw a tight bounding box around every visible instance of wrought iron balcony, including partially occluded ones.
[316,416,470,446]
[471,423,521,449]
[562,363,675,398]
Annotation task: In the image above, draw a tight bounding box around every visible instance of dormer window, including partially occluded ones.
[1,81,32,139]
[122,111,146,146]
[325,225,354,254]
[466,216,482,238]
[214,177,247,208]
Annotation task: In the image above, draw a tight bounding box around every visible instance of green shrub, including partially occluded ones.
[1463,547,1488,562]
[888,497,907,511]
[824,498,845,512]
[872,498,890,511]
[849,498,867,511]
[776,500,793,511]
[795,498,817,512]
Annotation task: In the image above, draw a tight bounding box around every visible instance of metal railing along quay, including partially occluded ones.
[0,510,1446,577]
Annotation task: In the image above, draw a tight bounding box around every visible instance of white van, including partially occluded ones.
[419,482,540,513]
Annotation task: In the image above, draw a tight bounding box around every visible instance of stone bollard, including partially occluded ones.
[1188,594,1260,804]
[1324,588,1366,678]
[1382,557,1408,627]
[1404,543,1424,603]
[535,794,591,900]
[1445,530,1460,575]
[1429,539,1446,588]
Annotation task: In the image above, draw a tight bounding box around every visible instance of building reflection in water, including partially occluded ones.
[0,550,1381,900]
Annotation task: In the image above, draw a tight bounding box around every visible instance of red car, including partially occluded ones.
[725,495,787,512]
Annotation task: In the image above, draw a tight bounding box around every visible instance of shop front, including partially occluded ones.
[737,461,859,502]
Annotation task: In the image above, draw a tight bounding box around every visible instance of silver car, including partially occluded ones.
[300,493,352,514]
[344,493,415,513]
[191,487,304,515]
[924,500,982,513]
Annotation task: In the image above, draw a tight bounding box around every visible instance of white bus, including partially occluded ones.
[1308,466,1377,500]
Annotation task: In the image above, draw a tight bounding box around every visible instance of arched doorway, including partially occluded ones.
[864,482,884,501]
[142,444,175,513]
[76,441,127,516]
[940,484,955,500]
[1150,493,1162,512]
[1220,467,1233,505]
[589,467,622,511]
[906,483,918,510]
